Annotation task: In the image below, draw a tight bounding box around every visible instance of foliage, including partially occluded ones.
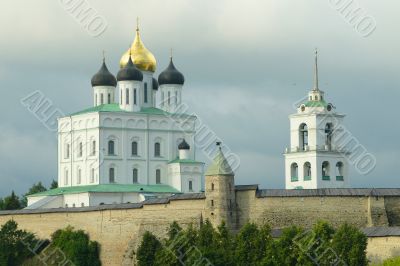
[50,180,58,189]
[49,226,101,266]
[2,191,21,210]
[136,220,368,266]
[0,220,43,265]
[379,256,400,266]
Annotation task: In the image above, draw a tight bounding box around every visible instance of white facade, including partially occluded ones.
[284,51,349,189]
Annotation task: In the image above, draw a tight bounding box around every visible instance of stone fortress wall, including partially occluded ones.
[1,188,400,265]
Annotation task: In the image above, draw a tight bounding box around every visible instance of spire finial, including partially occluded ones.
[170,48,173,60]
[136,17,139,31]
[313,48,319,91]
[102,50,105,62]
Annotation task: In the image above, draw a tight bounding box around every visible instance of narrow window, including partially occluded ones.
[65,169,69,185]
[133,168,138,183]
[109,168,115,183]
[175,91,178,104]
[211,200,214,207]
[315,95,318,100]
[322,161,330,179]
[156,169,161,184]
[77,169,81,184]
[161,92,164,104]
[325,123,333,149]
[108,140,115,155]
[126,89,129,104]
[336,162,344,180]
[132,141,138,156]
[95,94,97,105]
[120,90,122,104]
[65,144,70,159]
[107,93,111,104]
[134,89,137,105]
[291,163,298,181]
[300,124,308,150]
[154,142,161,157]
[144,83,148,103]
[189,180,193,191]
[100,93,104,104]
[78,142,83,157]
[211,183,215,191]
[90,168,94,183]
[92,140,96,155]
[304,162,311,180]
[168,91,171,105]
[81,203,84,207]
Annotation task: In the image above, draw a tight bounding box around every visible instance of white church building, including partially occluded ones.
[27,26,204,209]
[284,50,349,189]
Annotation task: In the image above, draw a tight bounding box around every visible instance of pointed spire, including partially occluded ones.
[102,50,105,63]
[170,48,173,60]
[205,142,234,176]
[136,17,139,31]
[313,48,319,91]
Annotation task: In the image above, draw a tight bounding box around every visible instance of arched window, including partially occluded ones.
[100,93,104,104]
[211,183,215,191]
[156,169,161,184]
[144,83,148,103]
[132,141,138,156]
[336,162,344,180]
[291,163,298,181]
[161,92,165,104]
[95,94,98,105]
[175,91,178,104]
[107,93,111,104]
[325,123,333,149]
[189,180,193,191]
[168,91,171,105]
[108,140,115,155]
[322,161,330,179]
[315,95,318,100]
[299,124,308,150]
[154,142,161,157]
[77,168,81,184]
[78,142,83,157]
[65,143,70,159]
[126,89,129,104]
[109,168,115,183]
[133,168,138,183]
[304,162,311,180]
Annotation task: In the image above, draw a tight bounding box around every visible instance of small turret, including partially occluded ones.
[91,57,116,106]
[204,142,236,230]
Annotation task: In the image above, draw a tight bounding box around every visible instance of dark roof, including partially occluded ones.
[117,56,143,81]
[152,77,159,90]
[235,185,259,191]
[158,58,185,85]
[361,227,400,237]
[256,188,400,197]
[0,193,205,215]
[178,139,190,150]
[91,61,117,87]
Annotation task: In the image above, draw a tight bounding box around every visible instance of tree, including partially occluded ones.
[50,226,101,266]
[137,231,162,266]
[234,223,268,265]
[3,191,21,210]
[0,198,4,210]
[331,223,367,266]
[50,180,58,189]
[21,182,47,207]
[0,220,41,265]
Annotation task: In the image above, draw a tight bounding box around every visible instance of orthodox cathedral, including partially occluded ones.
[27,27,350,209]
[27,25,204,209]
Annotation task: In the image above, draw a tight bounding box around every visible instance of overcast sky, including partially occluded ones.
[0,0,399,197]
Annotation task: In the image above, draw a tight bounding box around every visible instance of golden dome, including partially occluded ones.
[120,27,157,72]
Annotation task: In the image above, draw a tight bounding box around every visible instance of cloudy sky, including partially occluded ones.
[0,0,399,197]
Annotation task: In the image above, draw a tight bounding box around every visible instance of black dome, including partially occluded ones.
[158,58,184,85]
[152,77,159,90]
[117,56,143,82]
[178,139,190,150]
[91,61,117,87]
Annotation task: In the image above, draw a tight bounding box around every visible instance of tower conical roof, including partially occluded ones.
[205,146,234,176]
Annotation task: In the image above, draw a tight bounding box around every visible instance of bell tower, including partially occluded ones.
[284,50,349,189]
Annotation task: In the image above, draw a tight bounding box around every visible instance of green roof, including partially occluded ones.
[168,157,204,164]
[70,104,190,117]
[205,148,234,176]
[29,184,180,197]
[304,100,328,108]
